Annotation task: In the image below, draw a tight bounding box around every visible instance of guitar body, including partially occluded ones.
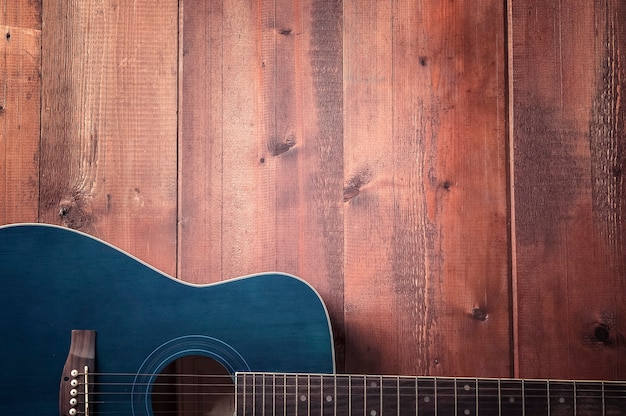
[0,224,334,415]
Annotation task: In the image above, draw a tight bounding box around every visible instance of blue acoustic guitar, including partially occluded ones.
[0,223,624,416]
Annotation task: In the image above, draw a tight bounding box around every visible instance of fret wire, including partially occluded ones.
[361,376,366,416]
[434,377,438,416]
[396,376,400,416]
[454,378,458,416]
[547,380,551,416]
[416,376,419,416]
[348,376,352,415]
[573,381,577,416]
[364,375,367,416]
[236,374,240,416]
[379,375,383,416]
[602,381,605,416]
[521,379,525,416]
[498,379,502,416]
[283,374,287,416]
[236,372,626,416]
[475,378,478,416]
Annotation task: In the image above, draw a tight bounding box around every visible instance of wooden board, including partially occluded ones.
[179,0,346,365]
[0,0,41,223]
[0,0,41,29]
[511,0,626,379]
[40,0,179,275]
[343,0,510,376]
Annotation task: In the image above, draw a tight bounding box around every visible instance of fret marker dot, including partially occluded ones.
[509,397,515,403]
[464,409,470,415]
[424,396,431,403]
[464,384,470,391]
[370,411,377,416]
[300,395,306,402]
[326,395,333,402]
[559,397,565,403]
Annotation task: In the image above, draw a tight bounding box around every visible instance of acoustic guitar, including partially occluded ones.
[0,223,623,415]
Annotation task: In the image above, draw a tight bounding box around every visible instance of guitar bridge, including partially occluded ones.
[59,330,96,416]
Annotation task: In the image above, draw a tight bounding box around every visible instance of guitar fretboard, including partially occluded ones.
[235,373,626,416]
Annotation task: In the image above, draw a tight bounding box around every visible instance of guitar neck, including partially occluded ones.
[235,372,625,416]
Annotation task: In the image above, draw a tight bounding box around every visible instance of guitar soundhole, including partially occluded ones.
[151,355,235,416]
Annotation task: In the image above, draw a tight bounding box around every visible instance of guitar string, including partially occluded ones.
[67,376,623,416]
[71,387,626,397]
[66,375,625,416]
[74,373,626,396]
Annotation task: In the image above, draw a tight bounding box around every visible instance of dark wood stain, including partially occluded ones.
[308,0,345,370]
[589,0,626,265]
[513,102,584,249]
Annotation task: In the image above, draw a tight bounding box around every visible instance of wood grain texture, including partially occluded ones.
[0,0,41,30]
[0,0,41,223]
[180,0,345,364]
[511,0,626,379]
[2,0,625,383]
[40,0,178,275]
[343,0,509,377]
[179,0,225,280]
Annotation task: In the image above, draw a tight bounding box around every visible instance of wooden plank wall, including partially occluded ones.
[511,0,626,379]
[1,0,625,381]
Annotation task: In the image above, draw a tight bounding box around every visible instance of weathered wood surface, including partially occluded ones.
[40,0,178,275]
[0,0,41,223]
[179,0,346,365]
[1,0,625,380]
[511,0,626,380]
[343,0,509,376]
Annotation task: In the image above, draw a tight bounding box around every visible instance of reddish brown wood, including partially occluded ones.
[180,0,345,364]
[178,0,225,281]
[1,0,624,383]
[0,0,41,224]
[0,0,41,30]
[40,0,178,275]
[343,0,510,377]
[511,0,626,379]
